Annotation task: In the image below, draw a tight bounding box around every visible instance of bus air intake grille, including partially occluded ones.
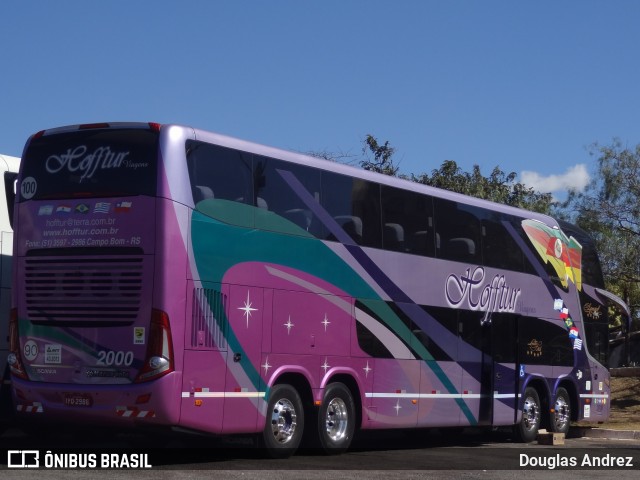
[24,255,145,325]
[192,288,227,349]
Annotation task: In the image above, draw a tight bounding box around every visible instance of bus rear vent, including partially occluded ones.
[23,254,145,326]
[191,288,227,349]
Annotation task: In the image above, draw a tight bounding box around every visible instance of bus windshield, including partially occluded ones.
[19,128,158,200]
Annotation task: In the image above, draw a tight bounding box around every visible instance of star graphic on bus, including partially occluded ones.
[321,313,331,332]
[238,291,258,328]
[262,357,271,375]
[321,358,331,374]
[363,361,372,378]
[394,399,402,415]
[284,316,295,334]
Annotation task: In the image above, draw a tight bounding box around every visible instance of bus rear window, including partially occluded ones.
[19,128,158,201]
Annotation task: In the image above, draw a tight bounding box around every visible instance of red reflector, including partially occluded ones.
[148,122,162,131]
[135,393,152,404]
[33,130,46,139]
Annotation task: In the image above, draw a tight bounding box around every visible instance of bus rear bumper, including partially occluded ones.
[11,372,182,427]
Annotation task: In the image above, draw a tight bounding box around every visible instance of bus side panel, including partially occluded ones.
[222,284,263,434]
[180,351,226,434]
[367,358,420,429]
[271,289,352,357]
[417,361,462,428]
[180,281,228,434]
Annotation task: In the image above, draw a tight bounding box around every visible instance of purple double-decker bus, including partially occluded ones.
[8,122,616,456]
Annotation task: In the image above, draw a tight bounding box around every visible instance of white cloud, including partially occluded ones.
[520,164,590,194]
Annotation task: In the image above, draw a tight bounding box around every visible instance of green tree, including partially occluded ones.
[563,139,640,329]
[315,134,554,213]
[412,159,554,214]
[359,134,399,176]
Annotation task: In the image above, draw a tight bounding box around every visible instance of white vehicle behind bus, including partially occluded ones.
[0,153,20,425]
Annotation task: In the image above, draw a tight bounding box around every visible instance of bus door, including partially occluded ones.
[458,310,494,426]
[490,313,520,426]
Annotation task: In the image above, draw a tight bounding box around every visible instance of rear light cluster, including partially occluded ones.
[7,308,28,380]
[134,309,175,383]
[8,307,174,383]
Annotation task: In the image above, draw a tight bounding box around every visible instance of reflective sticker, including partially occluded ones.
[23,340,38,362]
[21,176,37,199]
[44,344,62,364]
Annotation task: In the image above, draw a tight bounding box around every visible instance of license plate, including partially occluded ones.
[64,393,93,407]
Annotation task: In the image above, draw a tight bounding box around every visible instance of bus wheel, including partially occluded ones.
[515,387,541,442]
[551,387,571,434]
[261,384,304,458]
[318,382,355,454]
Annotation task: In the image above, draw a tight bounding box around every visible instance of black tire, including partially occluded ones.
[550,387,571,435]
[317,382,356,454]
[260,384,304,458]
[514,386,541,443]
[0,365,14,434]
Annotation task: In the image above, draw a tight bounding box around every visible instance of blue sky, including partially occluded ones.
[2,1,640,197]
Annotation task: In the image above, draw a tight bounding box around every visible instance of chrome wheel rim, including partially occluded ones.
[554,395,570,431]
[325,397,349,442]
[269,398,298,445]
[522,395,540,432]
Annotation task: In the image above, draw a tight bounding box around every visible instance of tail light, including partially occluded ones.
[7,308,28,379]
[135,309,174,383]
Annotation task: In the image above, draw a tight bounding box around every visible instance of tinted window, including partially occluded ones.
[518,317,573,366]
[354,301,394,358]
[381,185,435,256]
[579,290,609,366]
[186,141,253,206]
[321,172,382,248]
[420,306,458,361]
[481,213,527,271]
[20,128,158,201]
[491,314,518,363]
[254,156,324,238]
[434,199,482,263]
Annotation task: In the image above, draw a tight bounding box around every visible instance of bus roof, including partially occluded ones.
[188,125,559,229]
[23,122,560,229]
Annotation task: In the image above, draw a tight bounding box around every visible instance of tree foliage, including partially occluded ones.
[359,134,399,176]
[411,160,554,214]
[563,140,640,326]
[358,135,554,214]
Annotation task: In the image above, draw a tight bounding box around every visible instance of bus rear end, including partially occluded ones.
[9,123,180,427]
